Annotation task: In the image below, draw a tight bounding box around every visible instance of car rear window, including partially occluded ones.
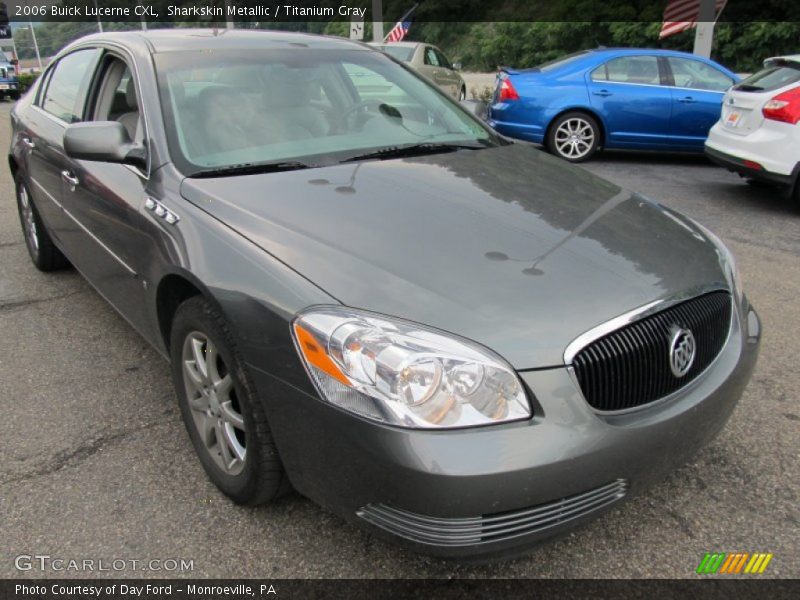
[734,62,800,93]
[375,45,415,62]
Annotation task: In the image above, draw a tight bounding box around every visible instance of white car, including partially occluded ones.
[705,55,800,201]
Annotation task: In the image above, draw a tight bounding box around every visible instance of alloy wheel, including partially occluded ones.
[182,331,246,475]
[554,117,595,160]
[18,184,39,256]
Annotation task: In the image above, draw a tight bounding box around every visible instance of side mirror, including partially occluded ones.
[452,62,462,71]
[64,121,146,169]
[460,99,488,121]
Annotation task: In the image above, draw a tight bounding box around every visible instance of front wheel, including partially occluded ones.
[170,296,288,505]
[458,86,466,101]
[546,112,601,163]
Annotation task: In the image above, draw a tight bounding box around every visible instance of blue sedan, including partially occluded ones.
[488,48,740,162]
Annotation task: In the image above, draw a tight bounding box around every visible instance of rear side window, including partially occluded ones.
[592,56,660,85]
[667,57,733,91]
[40,49,99,122]
[734,63,800,93]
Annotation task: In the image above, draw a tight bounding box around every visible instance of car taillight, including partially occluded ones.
[762,87,800,124]
[498,77,519,102]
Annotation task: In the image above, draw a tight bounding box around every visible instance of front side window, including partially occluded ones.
[434,49,452,70]
[667,57,733,91]
[40,49,100,122]
[91,57,143,143]
[155,49,499,176]
[592,56,660,86]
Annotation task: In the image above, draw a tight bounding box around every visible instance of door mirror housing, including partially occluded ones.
[452,62,462,71]
[64,121,147,170]
[460,99,487,120]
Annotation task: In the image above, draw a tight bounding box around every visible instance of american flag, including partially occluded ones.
[386,19,412,43]
[660,0,728,39]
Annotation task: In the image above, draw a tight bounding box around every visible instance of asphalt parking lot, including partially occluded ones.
[1,100,798,579]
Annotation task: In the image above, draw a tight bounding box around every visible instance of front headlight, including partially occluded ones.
[292,307,531,429]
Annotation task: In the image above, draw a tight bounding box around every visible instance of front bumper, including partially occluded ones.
[249,301,760,559]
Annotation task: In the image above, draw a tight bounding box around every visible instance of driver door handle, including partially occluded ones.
[678,96,697,103]
[21,135,35,149]
[592,89,612,97]
[61,170,80,189]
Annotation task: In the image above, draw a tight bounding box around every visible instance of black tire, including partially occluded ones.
[546,111,601,163]
[170,296,288,505]
[15,176,70,271]
[459,86,466,101]
[10,92,20,101]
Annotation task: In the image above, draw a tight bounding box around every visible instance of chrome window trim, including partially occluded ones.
[589,78,728,94]
[562,283,731,365]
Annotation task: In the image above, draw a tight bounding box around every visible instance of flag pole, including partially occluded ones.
[693,0,718,58]
[383,3,419,42]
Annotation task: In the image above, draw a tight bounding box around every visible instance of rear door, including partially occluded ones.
[21,48,100,242]
[664,56,735,149]
[587,55,673,148]
[719,60,800,137]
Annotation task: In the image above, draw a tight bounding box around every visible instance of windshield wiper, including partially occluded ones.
[190,161,315,178]
[340,142,488,164]
[734,84,764,92]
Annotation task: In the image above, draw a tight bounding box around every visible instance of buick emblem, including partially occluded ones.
[669,327,696,378]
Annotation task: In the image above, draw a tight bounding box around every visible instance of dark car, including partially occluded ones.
[9,30,759,559]
[488,48,739,162]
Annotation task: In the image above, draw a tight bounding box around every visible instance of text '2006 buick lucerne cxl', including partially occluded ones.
[9,30,760,559]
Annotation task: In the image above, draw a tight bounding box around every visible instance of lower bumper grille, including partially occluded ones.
[357,479,627,547]
[572,291,732,412]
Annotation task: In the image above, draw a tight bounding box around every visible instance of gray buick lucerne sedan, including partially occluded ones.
[10,30,760,558]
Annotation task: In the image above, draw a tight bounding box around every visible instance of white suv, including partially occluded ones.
[705,55,800,201]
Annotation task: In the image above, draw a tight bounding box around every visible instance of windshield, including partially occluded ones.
[373,45,415,62]
[155,49,499,176]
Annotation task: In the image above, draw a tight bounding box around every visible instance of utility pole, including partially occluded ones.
[28,21,42,71]
[93,0,103,32]
[225,0,234,29]
[372,0,383,42]
[693,0,717,58]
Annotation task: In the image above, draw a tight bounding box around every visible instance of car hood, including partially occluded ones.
[180,144,728,369]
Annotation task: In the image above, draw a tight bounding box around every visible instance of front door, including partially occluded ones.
[587,55,673,148]
[664,56,735,150]
[58,53,153,334]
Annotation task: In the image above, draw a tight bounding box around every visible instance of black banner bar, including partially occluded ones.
[3,0,800,24]
[2,579,800,600]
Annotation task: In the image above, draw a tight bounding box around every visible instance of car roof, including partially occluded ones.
[766,54,800,63]
[588,47,714,59]
[66,28,366,54]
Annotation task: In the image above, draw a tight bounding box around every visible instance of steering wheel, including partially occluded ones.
[330,99,385,134]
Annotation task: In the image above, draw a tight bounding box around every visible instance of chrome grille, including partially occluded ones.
[572,291,732,412]
[357,480,627,546]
